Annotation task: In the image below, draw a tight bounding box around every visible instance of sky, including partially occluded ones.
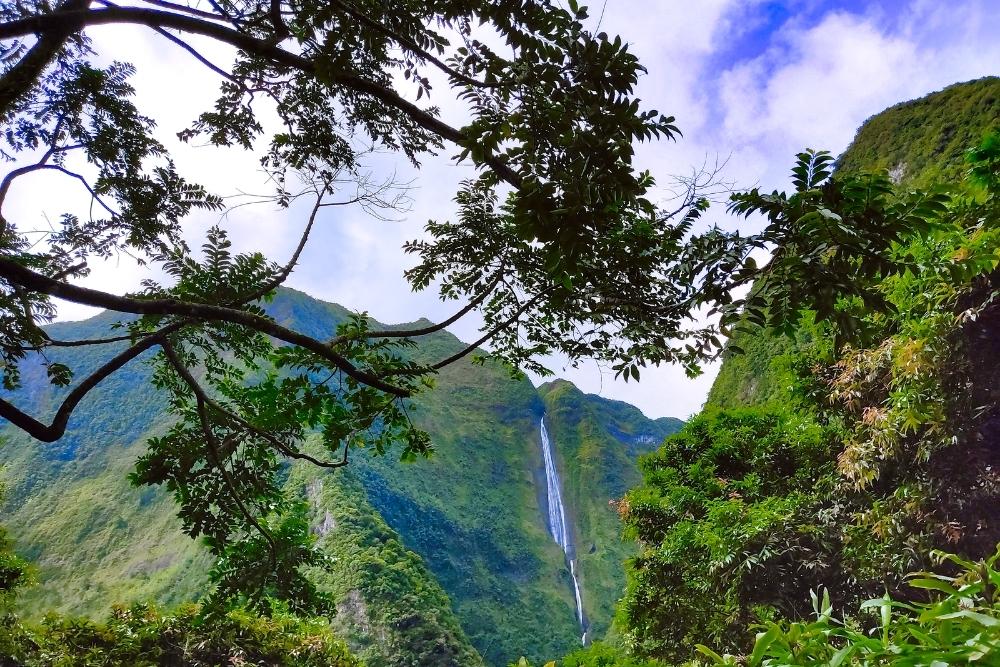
[10,0,1000,420]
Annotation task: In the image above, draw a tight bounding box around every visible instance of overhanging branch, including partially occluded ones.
[0,257,409,396]
[0,6,524,188]
[0,323,178,441]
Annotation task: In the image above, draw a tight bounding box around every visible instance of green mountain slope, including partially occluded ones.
[836,76,1000,187]
[1,409,483,666]
[538,380,683,641]
[708,77,1000,409]
[290,454,485,667]
[0,287,680,666]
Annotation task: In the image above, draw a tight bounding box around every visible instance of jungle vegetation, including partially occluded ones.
[614,89,1000,663]
[515,78,1000,666]
[1,0,1000,664]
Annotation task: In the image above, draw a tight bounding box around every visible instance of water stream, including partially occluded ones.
[540,417,588,644]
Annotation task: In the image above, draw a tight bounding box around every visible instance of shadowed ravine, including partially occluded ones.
[540,417,588,644]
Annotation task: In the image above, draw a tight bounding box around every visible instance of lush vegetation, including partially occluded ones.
[0,422,484,666]
[836,76,1000,187]
[608,82,1000,665]
[0,481,32,660]
[1,482,356,666]
[708,76,1000,410]
[0,1,961,618]
[0,0,767,616]
[289,453,485,667]
[617,408,836,658]
[0,288,678,665]
[698,547,1000,666]
[512,641,662,667]
[2,8,999,666]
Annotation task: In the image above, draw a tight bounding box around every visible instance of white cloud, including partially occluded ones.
[718,3,1000,189]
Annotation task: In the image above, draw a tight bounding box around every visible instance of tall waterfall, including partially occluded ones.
[540,418,588,644]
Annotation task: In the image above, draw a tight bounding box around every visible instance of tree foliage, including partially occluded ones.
[617,133,1000,663]
[0,0,700,609]
[617,408,837,660]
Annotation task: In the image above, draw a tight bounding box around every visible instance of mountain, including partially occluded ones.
[835,76,1000,188]
[707,77,1000,410]
[0,287,680,666]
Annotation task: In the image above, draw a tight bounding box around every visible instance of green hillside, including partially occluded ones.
[349,325,582,664]
[836,76,1000,187]
[0,288,679,666]
[708,77,1000,409]
[1,407,482,667]
[289,454,485,667]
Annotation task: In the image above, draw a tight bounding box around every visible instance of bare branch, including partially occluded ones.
[421,290,547,372]
[350,271,506,343]
[2,163,118,220]
[236,182,328,304]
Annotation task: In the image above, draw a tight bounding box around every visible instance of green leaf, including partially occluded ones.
[695,644,727,664]
[829,644,855,667]
[908,577,961,596]
[748,625,780,666]
[937,610,1000,627]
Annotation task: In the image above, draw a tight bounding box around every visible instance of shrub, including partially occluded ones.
[0,603,360,666]
[617,408,837,660]
[698,546,1000,666]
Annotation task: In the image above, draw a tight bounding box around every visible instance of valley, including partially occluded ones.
[0,288,681,666]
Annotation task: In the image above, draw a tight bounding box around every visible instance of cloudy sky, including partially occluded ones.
[13,0,1000,420]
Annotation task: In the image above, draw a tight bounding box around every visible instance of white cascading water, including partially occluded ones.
[540,418,588,644]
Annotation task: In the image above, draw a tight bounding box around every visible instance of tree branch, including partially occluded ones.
[137,0,229,22]
[0,257,409,396]
[351,271,505,343]
[0,6,524,188]
[32,331,136,347]
[422,290,546,372]
[0,0,89,119]
[241,183,327,303]
[331,0,495,90]
[268,0,289,42]
[160,339,278,568]
[0,322,181,441]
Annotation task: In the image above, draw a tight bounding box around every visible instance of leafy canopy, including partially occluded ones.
[618,133,1000,663]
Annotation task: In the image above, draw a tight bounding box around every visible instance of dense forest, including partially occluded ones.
[0,0,999,664]
[577,76,1000,666]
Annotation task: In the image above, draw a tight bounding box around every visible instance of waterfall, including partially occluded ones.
[540,418,588,644]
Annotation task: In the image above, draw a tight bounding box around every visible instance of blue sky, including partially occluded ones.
[23,1,1000,419]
